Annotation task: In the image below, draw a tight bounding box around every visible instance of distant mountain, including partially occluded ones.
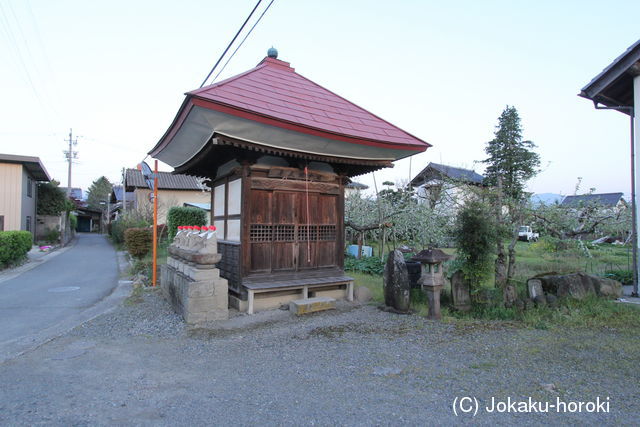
[531,193,563,206]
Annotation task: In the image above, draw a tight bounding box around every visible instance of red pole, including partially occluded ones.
[152,160,158,287]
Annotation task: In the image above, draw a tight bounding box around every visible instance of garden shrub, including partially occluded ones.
[44,228,60,244]
[0,231,33,267]
[167,207,207,241]
[453,201,496,287]
[69,213,78,231]
[344,254,385,275]
[124,228,153,259]
[130,258,152,278]
[603,269,633,285]
[111,211,151,244]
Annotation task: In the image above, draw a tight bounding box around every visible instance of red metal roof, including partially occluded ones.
[188,57,429,149]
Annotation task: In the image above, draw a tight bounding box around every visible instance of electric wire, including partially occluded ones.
[211,0,276,83]
[199,0,263,88]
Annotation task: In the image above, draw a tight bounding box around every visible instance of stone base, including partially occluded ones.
[229,294,249,312]
[161,263,228,324]
[289,297,336,315]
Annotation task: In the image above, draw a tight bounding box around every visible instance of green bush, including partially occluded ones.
[453,201,496,287]
[0,231,33,267]
[111,212,151,245]
[130,258,152,278]
[344,254,385,275]
[167,207,207,241]
[44,228,60,244]
[530,236,576,254]
[69,214,78,231]
[124,228,153,259]
[603,269,633,285]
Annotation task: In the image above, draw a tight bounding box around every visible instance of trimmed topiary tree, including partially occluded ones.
[167,207,207,241]
[124,228,153,259]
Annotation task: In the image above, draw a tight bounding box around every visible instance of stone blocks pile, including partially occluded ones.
[161,226,228,324]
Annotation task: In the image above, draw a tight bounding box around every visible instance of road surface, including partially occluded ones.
[0,233,119,360]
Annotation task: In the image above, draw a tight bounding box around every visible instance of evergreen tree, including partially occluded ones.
[482,106,540,305]
[37,180,72,215]
[483,106,540,202]
[86,176,113,210]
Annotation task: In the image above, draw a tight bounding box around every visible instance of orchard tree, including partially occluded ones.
[86,176,113,211]
[344,183,451,259]
[483,106,540,305]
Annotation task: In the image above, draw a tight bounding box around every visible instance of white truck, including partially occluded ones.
[518,226,539,242]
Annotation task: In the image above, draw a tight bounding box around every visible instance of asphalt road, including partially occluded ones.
[0,233,118,359]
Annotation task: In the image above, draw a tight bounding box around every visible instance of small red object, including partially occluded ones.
[212,226,217,231]
[194,226,201,231]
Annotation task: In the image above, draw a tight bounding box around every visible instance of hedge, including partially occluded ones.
[0,231,33,267]
[167,207,207,241]
[111,214,150,245]
[124,228,153,259]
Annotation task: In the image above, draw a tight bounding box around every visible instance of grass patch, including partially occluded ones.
[348,243,640,332]
[349,271,384,302]
[127,238,170,284]
[124,285,145,306]
[446,295,640,331]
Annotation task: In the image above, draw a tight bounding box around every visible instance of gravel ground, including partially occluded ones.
[0,288,638,426]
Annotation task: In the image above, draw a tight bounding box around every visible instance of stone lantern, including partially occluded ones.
[411,248,452,320]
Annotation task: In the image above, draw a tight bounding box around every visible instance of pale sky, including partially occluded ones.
[1,0,639,198]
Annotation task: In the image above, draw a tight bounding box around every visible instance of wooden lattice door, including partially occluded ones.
[248,189,337,274]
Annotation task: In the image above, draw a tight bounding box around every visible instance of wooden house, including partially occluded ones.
[0,153,51,234]
[148,50,430,313]
[410,162,485,209]
[124,168,210,224]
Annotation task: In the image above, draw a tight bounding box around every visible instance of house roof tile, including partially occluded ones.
[125,169,207,192]
[188,57,428,148]
[410,162,485,186]
[561,193,624,208]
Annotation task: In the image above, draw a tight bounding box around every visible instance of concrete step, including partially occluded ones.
[289,296,336,315]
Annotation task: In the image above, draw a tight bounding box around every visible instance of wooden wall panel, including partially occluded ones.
[272,242,295,271]
[249,190,271,223]
[250,243,271,272]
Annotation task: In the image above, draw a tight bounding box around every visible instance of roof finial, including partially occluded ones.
[267,46,278,59]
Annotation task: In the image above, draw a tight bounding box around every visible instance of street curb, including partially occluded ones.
[0,244,133,364]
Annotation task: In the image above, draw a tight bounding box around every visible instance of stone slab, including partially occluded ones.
[184,266,220,281]
[289,296,336,315]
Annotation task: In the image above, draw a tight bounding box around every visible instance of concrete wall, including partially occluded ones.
[0,163,23,231]
[36,215,62,241]
[133,189,211,224]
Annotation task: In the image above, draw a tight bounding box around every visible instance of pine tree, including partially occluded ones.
[86,176,113,210]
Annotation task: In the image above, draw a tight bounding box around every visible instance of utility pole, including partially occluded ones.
[63,128,78,197]
[121,167,126,215]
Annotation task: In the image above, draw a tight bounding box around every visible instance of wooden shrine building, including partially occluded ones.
[148,49,430,313]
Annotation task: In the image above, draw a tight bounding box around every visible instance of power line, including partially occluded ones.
[199,0,263,88]
[212,0,276,83]
[0,1,60,121]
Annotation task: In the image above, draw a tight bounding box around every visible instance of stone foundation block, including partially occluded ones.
[184,266,220,281]
[289,297,336,315]
[160,264,228,324]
